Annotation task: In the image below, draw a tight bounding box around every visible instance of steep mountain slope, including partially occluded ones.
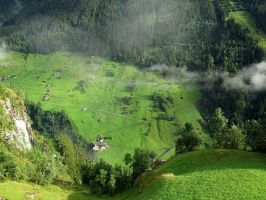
[1,0,263,73]
[0,86,33,149]
[229,10,266,50]
[215,0,266,50]
[0,52,204,164]
[0,0,217,68]
[244,0,266,33]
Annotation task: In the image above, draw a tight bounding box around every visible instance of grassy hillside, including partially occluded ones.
[229,11,266,50]
[0,52,203,164]
[1,149,266,200]
[0,181,95,200]
[132,149,266,200]
[0,182,73,200]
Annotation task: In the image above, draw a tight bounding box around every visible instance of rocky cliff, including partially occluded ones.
[0,87,33,150]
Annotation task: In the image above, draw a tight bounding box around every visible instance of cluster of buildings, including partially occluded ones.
[92,134,111,152]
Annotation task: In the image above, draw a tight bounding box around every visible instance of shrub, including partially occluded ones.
[0,151,17,181]
[223,125,245,149]
[151,91,173,113]
[246,120,266,152]
[132,148,152,179]
[176,123,201,154]
[87,160,133,195]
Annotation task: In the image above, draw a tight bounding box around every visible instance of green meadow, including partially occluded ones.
[0,52,202,164]
[0,182,73,200]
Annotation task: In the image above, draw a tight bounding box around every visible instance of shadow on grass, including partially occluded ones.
[67,191,92,200]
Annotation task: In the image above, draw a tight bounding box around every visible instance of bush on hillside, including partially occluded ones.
[57,133,91,184]
[132,148,152,179]
[207,107,228,147]
[176,123,201,154]
[207,107,246,150]
[151,91,173,113]
[82,148,155,196]
[0,151,17,181]
[85,160,133,196]
[223,125,245,149]
[245,119,266,152]
[0,138,68,185]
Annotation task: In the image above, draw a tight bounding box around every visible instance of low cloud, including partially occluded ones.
[222,62,266,91]
[0,41,7,61]
[149,62,266,92]
[149,64,198,83]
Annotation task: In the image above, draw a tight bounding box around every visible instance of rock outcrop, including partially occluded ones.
[0,87,33,150]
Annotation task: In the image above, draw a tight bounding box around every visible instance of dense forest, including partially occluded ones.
[1,0,264,72]
[0,0,212,65]
[199,0,266,155]
[246,0,266,32]
[1,0,263,71]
